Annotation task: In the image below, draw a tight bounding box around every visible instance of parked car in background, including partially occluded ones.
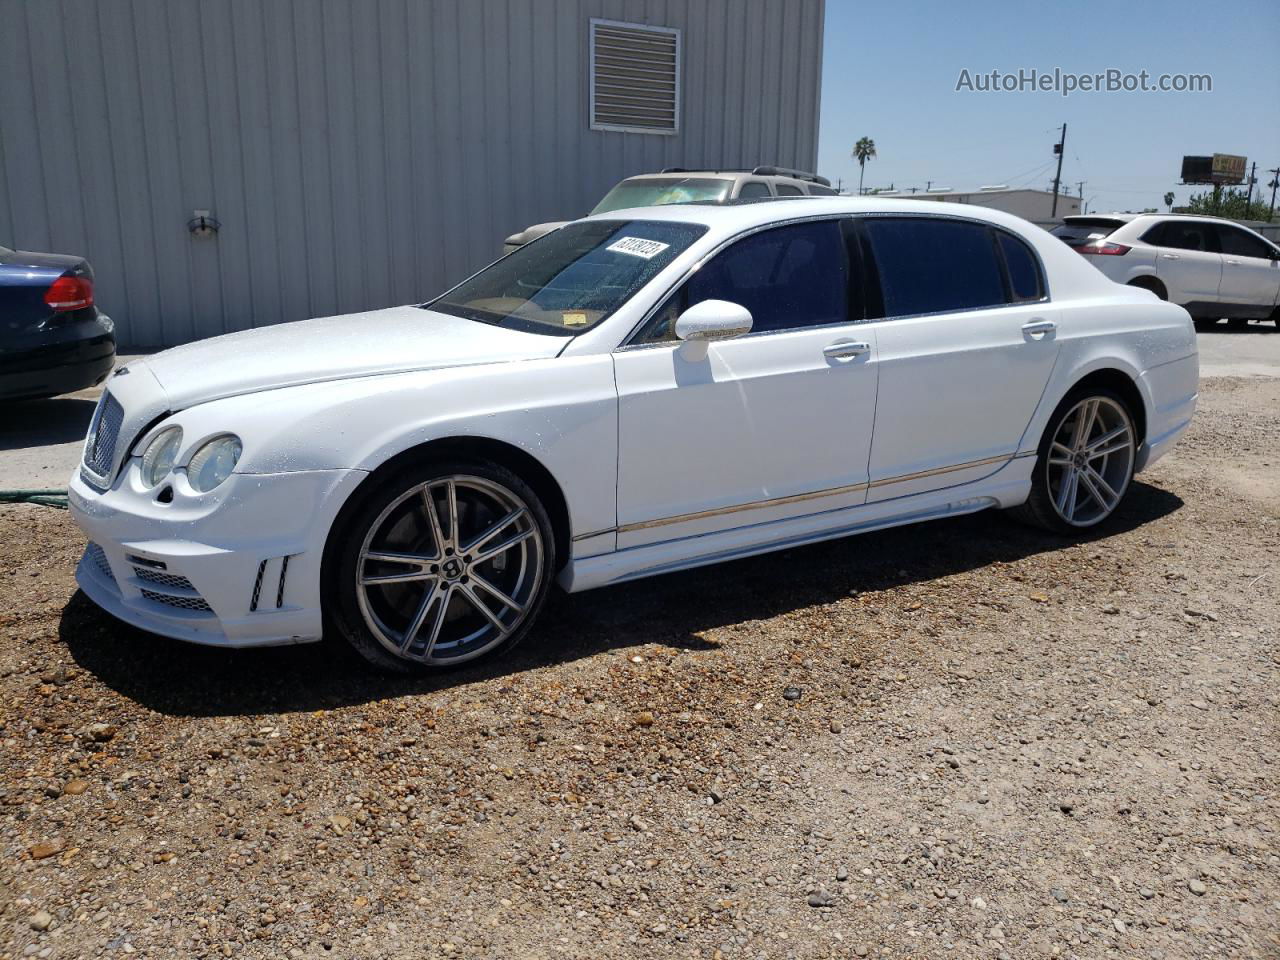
[69,196,1196,674]
[0,245,115,401]
[1052,214,1280,331]
[502,166,837,254]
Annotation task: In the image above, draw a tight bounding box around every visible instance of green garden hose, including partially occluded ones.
[0,489,69,509]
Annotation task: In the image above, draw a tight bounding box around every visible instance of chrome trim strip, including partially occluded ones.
[617,479,872,533]
[867,452,1018,489]
[612,451,1031,535]
[571,529,616,543]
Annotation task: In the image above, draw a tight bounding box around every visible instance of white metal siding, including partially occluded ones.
[0,0,825,346]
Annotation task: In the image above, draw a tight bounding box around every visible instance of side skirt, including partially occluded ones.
[559,463,1034,593]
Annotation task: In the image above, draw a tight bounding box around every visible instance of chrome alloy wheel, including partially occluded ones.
[1046,396,1135,527]
[355,476,544,665]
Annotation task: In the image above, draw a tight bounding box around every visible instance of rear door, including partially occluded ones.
[1214,224,1280,315]
[1152,221,1223,307]
[860,216,1060,501]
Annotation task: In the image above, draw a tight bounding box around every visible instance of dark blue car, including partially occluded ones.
[0,245,116,401]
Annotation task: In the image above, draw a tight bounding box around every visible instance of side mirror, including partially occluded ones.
[674,299,753,342]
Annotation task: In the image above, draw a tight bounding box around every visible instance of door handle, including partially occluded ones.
[1021,319,1057,339]
[1160,253,1181,260]
[1225,259,1242,266]
[823,340,871,359]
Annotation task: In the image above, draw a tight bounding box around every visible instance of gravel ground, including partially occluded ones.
[2,376,1277,960]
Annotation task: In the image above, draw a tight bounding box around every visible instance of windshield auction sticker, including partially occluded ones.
[607,237,670,259]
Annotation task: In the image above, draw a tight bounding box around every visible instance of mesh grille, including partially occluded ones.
[140,589,212,612]
[83,392,125,479]
[590,21,679,132]
[85,543,115,583]
[133,567,195,591]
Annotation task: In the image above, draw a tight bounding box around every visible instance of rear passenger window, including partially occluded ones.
[738,181,772,199]
[775,183,804,196]
[1160,222,1220,253]
[635,220,850,342]
[997,232,1044,302]
[865,218,1006,317]
[807,184,837,196]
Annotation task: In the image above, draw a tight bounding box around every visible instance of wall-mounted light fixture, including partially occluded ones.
[187,209,220,238]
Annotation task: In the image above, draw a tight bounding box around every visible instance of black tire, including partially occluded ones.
[1007,386,1138,535]
[1127,277,1167,300]
[325,457,556,673]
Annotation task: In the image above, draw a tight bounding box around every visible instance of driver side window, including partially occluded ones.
[635,219,852,344]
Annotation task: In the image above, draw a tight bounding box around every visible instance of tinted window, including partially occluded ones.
[775,183,804,196]
[430,219,706,336]
[1051,218,1125,246]
[997,232,1044,302]
[1217,225,1274,259]
[865,218,1006,317]
[1159,222,1220,253]
[738,181,772,199]
[807,184,838,196]
[637,220,850,342]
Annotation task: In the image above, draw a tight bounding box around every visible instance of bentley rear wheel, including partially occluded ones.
[1009,388,1137,534]
[329,459,555,672]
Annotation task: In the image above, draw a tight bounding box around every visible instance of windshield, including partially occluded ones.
[1051,219,1125,246]
[428,219,707,336]
[590,177,732,214]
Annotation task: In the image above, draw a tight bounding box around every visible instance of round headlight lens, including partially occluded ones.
[187,435,242,493]
[139,427,182,488]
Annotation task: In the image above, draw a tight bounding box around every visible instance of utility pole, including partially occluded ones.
[926,180,933,191]
[1268,167,1280,221]
[1050,123,1067,217]
[1244,161,1257,211]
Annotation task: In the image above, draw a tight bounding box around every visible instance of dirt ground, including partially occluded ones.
[2,376,1277,960]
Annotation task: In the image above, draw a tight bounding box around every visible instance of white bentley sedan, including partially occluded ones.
[69,198,1198,671]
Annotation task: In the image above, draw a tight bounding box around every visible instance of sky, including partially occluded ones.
[816,0,1280,214]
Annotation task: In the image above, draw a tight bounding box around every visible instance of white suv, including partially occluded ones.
[503,166,837,254]
[1052,214,1280,330]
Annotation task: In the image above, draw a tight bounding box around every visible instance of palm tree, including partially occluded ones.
[852,137,877,195]
[1163,191,1175,211]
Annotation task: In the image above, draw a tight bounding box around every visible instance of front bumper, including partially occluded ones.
[68,466,367,648]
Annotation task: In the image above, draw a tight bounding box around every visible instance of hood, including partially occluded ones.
[130,305,566,411]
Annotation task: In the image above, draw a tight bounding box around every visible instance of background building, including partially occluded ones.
[0,0,825,347]
[881,187,1082,222]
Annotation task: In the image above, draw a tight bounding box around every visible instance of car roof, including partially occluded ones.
[582,195,1039,234]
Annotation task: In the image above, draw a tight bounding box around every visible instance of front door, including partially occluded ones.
[860,216,1061,501]
[1215,223,1280,315]
[613,219,878,549]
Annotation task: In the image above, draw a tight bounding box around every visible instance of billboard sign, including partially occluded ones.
[1181,154,1247,185]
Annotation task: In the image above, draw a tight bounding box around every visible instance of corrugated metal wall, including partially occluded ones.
[0,0,824,346]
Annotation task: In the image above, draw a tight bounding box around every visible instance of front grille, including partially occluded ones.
[140,588,213,613]
[133,567,194,591]
[83,392,125,481]
[85,543,115,583]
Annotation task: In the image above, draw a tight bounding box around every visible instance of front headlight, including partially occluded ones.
[139,427,182,487]
[187,435,242,492]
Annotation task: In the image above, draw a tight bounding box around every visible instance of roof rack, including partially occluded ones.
[660,165,832,188]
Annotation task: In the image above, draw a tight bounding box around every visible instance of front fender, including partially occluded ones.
[167,356,619,541]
